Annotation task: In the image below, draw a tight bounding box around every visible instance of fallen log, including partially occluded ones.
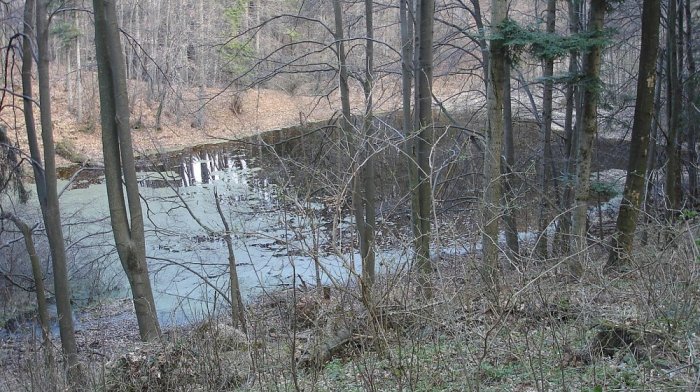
[298,325,355,368]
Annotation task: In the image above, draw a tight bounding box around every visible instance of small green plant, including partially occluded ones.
[681,209,698,220]
[479,361,519,382]
[590,180,618,196]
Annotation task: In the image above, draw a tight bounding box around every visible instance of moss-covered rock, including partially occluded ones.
[55,139,90,165]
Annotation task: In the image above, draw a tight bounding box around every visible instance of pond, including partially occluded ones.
[49,125,408,328]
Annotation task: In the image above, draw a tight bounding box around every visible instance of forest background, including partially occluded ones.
[0,0,699,390]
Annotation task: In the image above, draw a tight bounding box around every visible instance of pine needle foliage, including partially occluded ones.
[497,18,613,63]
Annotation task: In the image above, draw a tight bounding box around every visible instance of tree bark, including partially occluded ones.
[684,0,698,200]
[35,0,84,386]
[400,0,423,290]
[0,214,52,348]
[331,0,376,299]
[502,62,519,263]
[332,0,352,157]
[414,0,435,297]
[556,0,583,255]
[93,0,161,341]
[536,0,556,260]
[569,0,607,276]
[470,0,489,86]
[214,191,246,331]
[482,0,506,287]
[665,0,682,216]
[606,0,661,269]
[359,0,377,299]
[641,51,665,246]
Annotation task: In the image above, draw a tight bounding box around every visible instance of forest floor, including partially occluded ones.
[1,235,699,391]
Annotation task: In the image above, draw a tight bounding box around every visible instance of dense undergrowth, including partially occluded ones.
[1,217,698,391]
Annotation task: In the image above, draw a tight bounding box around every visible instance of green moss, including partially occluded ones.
[55,139,90,164]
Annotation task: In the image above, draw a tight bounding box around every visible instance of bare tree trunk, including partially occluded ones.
[502,62,519,263]
[684,0,698,200]
[93,0,161,341]
[606,0,661,269]
[641,51,665,245]
[21,0,45,211]
[332,0,377,301]
[665,0,682,217]
[470,0,489,86]
[536,0,556,260]
[75,18,83,123]
[399,0,422,288]
[400,0,418,255]
[214,191,246,331]
[359,0,377,299]
[414,0,435,298]
[0,214,52,348]
[482,0,506,287]
[555,0,583,254]
[570,0,607,276]
[35,0,84,386]
[193,0,207,129]
[332,0,352,155]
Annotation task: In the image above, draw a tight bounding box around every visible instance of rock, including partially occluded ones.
[195,321,248,351]
[589,322,665,360]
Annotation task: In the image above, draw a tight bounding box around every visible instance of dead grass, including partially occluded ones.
[3,219,698,391]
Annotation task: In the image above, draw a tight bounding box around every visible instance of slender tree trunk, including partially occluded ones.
[193,0,207,129]
[606,0,661,269]
[67,43,74,115]
[570,0,607,276]
[359,0,376,300]
[332,0,352,153]
[332,0,374,297]
[684,0,698,200]
[0,214,52,348]
[414,0,435,297]
[214,192,246,331]
[536,0,556,260]
[35,0,84,386]
[665,0,682,216]
[21,0,45,214]
[502,62,519,262]
[641,51,665,245]
[400,0,414,166]
[482,0,506,286]
[93,0,161,341]
[400,0,421,285]
[556,0,582,254]
[470,0,490,86]
[76,20,83,123]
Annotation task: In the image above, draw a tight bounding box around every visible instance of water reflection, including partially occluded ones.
[176,152,247,187]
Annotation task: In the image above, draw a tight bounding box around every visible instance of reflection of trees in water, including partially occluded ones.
[134,146,277,209]
[177,150,247,187]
